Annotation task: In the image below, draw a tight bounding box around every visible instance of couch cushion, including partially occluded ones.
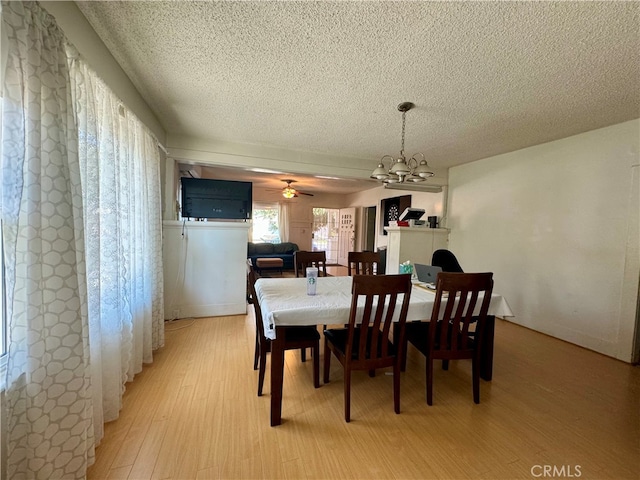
[272,242,297,254]
[252,243,275,255]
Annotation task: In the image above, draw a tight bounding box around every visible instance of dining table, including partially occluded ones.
[254,275,514,426]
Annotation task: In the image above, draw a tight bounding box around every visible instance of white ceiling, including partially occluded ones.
[75,1,639,194]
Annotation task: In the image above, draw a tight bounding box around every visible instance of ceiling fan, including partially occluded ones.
[275,179,314,199]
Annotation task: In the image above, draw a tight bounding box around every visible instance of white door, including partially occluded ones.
[311,208,340,263]
[337,208,356,266]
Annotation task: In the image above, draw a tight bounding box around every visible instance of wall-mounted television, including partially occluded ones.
[181,177,252,220]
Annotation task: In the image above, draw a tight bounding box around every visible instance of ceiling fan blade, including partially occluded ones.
[298,191,314,196]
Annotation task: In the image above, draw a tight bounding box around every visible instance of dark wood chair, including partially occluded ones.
[428,250,481,350]
[247,261,261,370]
[248,267,320,395]
[293,250,329,356]
[347,251,381,276]
[323,274,412,422]
[404,272,493,405]
[431,249,464,273]
[294,250,328,277]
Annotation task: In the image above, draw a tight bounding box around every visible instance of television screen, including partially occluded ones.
[181,178,252,220]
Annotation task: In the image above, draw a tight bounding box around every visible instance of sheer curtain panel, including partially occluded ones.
[68,52,164,428]
[2,2,164,478]
[278,202,290,243]
[2,2,94,478]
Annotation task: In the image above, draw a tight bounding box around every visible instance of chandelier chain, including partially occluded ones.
[400,110,406,158]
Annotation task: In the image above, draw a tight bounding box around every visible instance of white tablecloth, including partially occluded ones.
[255,276,514,340]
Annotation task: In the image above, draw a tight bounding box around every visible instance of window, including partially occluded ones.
[0,221,4,359]
[252,205,280,243]
[0,14,5,359]
[0,217,4,361]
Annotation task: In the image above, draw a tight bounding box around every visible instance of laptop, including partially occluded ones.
[414,264,442,285]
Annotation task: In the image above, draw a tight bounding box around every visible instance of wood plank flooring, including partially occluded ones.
[87,311,640,479]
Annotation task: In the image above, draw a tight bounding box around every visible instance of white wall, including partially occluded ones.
[447,120,640,362]
[163,221,250,319]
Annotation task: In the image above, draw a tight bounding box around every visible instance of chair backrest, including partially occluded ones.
[347,251,381,276]
[294,251,328,277]
[247,266,266,339]
[431,249,464,273]
[429,272,493,357]
[346,274,412,366]
[246,259,256,304]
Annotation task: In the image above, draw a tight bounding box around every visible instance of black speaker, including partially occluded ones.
[427,216,438,228]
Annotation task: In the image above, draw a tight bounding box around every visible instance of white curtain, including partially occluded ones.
[2,2,94,478]
[2,1,164,478]
[67,50,164,428]
[278,202,290,242]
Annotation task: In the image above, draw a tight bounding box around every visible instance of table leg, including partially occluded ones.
[481,315,495,381]
[270,327,286,426]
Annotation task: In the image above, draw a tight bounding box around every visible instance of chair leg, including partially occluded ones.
[253,332,259,370]
[344,368,352,422]
[394,326,408,372]
[323,341,331,383]
[472,355,480,404]
[426,357,434,406]
[258,347,267,397]
[368,369,375,377]
[301,347,307,362]
[313,342,320,388]
[442,359,449,370]
[393,361,401,414]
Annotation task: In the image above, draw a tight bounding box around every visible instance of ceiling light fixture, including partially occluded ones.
[370,102,434,184]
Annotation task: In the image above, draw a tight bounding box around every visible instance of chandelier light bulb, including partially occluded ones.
[371,162,390,180]
[282,187,296,199]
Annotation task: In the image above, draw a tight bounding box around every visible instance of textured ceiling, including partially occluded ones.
[75,1,639,192]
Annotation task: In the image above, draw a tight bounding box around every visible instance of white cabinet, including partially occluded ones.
[162,220,250,319]
[384,227,449,274]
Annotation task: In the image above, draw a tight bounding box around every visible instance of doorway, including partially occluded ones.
[363,206,376,251]
[312,208,339,264]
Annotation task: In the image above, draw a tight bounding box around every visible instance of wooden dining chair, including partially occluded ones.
[431,249,464,273]
[404,272,493,405]
[294,250,328,278]
[347,251,381,276]
[293,250,329,359]
[323,274,412,422]
[248,267,321,395]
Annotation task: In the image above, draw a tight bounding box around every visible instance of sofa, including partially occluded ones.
[248,242,299,271]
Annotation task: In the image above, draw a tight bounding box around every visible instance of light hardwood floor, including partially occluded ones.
[326,265,349,277]
[88,312,640,480]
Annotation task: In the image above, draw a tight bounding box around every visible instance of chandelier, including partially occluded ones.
[370,102,434,184]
